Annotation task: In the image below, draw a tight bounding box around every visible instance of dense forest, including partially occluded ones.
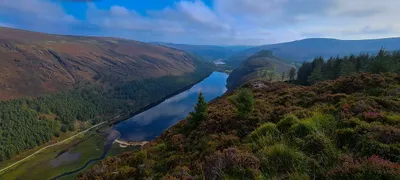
[0,62,212,161]
[296,49,400,85]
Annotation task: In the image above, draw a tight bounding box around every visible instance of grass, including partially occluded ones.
[0,131,105,180]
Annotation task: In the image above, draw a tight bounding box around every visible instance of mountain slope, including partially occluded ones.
[226,37,400,67]
[154,42,250,61]
[0,27,203,100]
[227,50,293,89]
[80,73,400,180]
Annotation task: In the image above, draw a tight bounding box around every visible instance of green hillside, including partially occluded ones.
[227,50,295,89]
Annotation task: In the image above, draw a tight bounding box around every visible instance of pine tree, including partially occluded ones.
[229,88,254,118]
[189,92,208,126]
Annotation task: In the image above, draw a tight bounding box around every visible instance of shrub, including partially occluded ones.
[327,155,400,180]
[248,123,279,141]
[385,114,400,125]
[277,114,299,133]
[336,128,357,149]
[301,133,338,167]
[204,148,260,180]
[257,144,309,177]
[289,113,336,138]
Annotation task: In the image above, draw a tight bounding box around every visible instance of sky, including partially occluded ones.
[0,0,399,45]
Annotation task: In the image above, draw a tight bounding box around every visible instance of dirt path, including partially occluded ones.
[0,122,107,174]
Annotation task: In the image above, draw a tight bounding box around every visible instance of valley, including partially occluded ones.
[0,72,228,179]
[1,23,400,180]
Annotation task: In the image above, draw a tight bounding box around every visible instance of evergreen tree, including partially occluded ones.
[288,67,297,81]
[229,88,254,118]
[189,92,208,126]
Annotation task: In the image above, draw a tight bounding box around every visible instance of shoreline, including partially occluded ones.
[110,71,213,125]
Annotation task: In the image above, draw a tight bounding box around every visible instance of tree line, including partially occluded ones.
[296,49,400,85]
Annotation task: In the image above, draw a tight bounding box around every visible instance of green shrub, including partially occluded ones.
[290,113,336,138]
[277,114,299,133]
[336,128,357,148]
[257,144,309,177]
[248,123,279,141]
[385,114,400,125]
[302,133,338,167]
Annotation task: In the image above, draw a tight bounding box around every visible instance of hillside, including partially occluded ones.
[0,27,203,100]
[227,50,294,89]
[80,72,400,179]
[226,37,400,67]
[0,27,213,162]
[154,42,250,61]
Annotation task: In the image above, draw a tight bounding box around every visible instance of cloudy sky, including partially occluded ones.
[0,0,399,45]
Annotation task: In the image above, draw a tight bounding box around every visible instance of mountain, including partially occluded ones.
[154,42,250,61]
[0,27,205,100]
[227,50,294,89]
[226,37,400,67]
[80,72,400,179]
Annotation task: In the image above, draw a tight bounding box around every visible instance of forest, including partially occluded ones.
[0,63,212,161]
[296,49,400,85]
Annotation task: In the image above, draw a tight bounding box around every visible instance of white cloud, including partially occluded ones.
[0,0,399,45]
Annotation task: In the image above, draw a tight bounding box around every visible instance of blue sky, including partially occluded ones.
[0,0,399,45]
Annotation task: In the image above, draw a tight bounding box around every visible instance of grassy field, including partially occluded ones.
[0,131,105,180]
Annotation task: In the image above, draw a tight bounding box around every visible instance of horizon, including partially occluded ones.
[0,0,399,45]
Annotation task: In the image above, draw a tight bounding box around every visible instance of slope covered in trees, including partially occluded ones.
[227,50,295,89]
[80,71,400,179]
[296,49,400,85]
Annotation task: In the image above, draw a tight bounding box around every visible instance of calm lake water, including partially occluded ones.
[113,72,228,141]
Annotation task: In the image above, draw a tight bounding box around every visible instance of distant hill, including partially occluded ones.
[227,50,293,89]
[0,27,207,100]
[154,42,250,61]
[226,37,400,67]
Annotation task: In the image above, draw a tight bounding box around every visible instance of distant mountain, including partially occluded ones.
[154,42,251,61]
[227,50,294,89]
[226,37,400,67]
[0,27,207,100]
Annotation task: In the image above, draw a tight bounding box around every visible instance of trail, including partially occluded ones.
[0,122,107,174]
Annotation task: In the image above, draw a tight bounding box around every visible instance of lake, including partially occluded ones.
[113,72,228,141]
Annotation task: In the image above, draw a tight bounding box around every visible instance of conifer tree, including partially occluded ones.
[189,92,208,126]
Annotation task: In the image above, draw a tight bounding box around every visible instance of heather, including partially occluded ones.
[79,72,400,180]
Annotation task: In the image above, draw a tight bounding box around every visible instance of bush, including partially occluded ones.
[327,155,400,180]
[248,123,279,141]
[257,144,309,177]
[301,133,338,167]
[289,113,336,138]
[276,114,299,133]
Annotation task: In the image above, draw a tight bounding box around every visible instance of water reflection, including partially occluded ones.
[113,72,228,141]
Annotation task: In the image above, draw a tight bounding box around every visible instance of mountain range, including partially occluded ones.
[225,37,400,67]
